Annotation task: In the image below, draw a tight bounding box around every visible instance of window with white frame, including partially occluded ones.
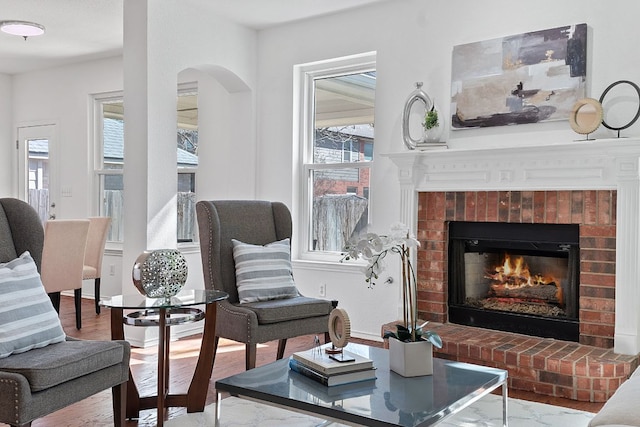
[298,53,376,255]
[93,87,199,244]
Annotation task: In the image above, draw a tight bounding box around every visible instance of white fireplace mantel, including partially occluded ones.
[384,138,640,355]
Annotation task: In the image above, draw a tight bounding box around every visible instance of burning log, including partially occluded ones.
[488,283,562,304]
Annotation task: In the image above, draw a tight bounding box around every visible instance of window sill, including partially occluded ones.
[292,257,367,274]
[104,243,200,256]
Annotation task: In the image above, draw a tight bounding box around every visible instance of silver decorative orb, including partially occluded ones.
[132,249,188,298]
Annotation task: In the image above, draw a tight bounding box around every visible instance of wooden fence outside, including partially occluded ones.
[104,191,196,242]
[27,189,196,243]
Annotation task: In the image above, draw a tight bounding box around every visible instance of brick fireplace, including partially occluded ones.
[384,139,640,401]
[418,189,616,348]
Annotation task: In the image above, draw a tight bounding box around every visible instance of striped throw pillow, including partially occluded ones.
[0,252,66,358]
[232,238,299,303]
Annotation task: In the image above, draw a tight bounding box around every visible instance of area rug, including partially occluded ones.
[165,394,595,426]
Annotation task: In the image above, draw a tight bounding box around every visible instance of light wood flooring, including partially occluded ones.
[13,296,604,426]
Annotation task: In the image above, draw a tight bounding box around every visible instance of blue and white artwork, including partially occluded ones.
[451,23,587,129]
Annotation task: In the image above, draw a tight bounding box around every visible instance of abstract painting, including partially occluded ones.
[450,23,587,129]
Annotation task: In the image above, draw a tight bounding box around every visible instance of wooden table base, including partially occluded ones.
[109,303,218,426]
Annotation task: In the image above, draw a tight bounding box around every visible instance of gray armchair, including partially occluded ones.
[0,198,130,427]
[197,200,335,370]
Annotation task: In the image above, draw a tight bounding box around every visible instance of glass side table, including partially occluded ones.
[101,289,228,427]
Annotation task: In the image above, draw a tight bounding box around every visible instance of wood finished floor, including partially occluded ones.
[13,296,604,426]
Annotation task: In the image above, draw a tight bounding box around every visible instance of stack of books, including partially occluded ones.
[289,347,376,387]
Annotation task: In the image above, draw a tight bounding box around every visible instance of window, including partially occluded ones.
[176,89,199,243]
[95,93,124,242]
[297,53,376,255]
[93,87,198,243]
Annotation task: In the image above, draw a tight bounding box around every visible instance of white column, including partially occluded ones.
[122,0,178,347]
[390,154,420,234]
[614,159,640,355]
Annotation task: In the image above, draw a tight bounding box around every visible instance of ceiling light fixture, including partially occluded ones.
[0,20,45,40]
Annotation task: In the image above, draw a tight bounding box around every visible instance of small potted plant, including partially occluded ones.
[424,106,439,130]
[342,223,442,376]
[423,105,444,144]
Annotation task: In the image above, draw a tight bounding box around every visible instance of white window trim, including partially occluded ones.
[92,91,124,251]
[92,86,200,249]
[293,52,377,264]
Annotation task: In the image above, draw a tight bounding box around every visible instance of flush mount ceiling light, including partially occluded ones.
[0,20,45,40]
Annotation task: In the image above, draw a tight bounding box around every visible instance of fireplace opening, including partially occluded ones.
[448,221,580,342]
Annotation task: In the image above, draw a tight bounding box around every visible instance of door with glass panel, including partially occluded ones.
[17,124,58,223]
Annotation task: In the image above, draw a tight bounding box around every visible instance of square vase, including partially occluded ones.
[388,338,433,377]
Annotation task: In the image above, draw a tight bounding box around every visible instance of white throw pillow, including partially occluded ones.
[0,252,66,358]
[232,238,299,303]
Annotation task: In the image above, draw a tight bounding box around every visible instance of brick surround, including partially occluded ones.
[412,189,633,401]
[417,190,617,348]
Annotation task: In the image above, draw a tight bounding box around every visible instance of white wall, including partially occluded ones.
[0,73,12,196]
[7,0,640,342]
[11,56,124,297]
[12,56,124,218]
[256,0,640,340]
[9,1,258,305]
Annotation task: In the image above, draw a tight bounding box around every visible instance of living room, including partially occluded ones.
[1,0,640,425]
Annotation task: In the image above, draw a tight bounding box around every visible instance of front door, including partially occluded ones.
[17,124,58,223]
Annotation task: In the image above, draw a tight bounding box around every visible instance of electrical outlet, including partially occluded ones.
[319,283,326,297]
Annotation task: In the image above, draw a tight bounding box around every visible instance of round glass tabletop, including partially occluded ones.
[100,289,228,310]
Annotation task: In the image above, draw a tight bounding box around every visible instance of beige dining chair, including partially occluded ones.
[83,216,111,314]
[41,219,90,330]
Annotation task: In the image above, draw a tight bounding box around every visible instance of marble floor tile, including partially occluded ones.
[166,394,595,427]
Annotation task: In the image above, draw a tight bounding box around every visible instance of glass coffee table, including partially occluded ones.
[215,342,508,426]
[101,289,228,427]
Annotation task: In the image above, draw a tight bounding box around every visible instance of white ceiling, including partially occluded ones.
[0,0,386,75]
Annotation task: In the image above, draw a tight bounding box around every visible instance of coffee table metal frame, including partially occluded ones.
[215,343,508,427]
[101,289,228,427]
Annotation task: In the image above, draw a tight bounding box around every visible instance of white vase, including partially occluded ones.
[388,338,433,377]
[423,111,445,143]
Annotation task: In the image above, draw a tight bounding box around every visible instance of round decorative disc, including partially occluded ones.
[569,98,603,135]
[132,249,188,298]
[328,308,351,349]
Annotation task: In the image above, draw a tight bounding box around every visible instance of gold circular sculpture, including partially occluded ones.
[327,308,351,349]
[569,98,603,136]
[132,249,188,298]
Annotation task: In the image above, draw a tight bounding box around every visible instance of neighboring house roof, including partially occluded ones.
[25,118,197,167]
[28,119,198,167]
[27,139,48,156]
[325,124,374,139]
[104,118,198,166]
[103,118,124,164]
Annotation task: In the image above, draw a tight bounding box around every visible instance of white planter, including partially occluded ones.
[388,338,433,377]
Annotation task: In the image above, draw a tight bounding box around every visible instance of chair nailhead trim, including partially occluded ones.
[0,378,20,425]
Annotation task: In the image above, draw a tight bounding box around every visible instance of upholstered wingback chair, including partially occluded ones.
[0,198,44,271]
[0,198,130,427]
[197,200,335,370]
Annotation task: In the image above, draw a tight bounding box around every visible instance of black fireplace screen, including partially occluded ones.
[448,221,580,341]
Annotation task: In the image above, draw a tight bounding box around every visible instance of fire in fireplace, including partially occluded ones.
[472,253,566,316]
[448,221,580,342]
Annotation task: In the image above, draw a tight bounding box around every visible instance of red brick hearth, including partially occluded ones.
[382,321,638,402]
[431,323,637,402]
[413,190,639,402]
